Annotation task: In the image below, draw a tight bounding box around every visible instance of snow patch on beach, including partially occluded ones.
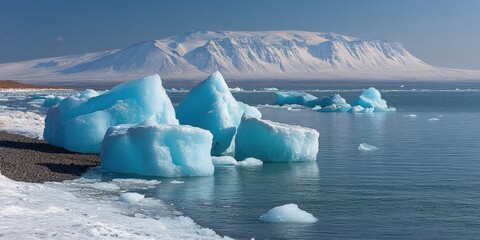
[0,173,229,239]
[0,110,45,139]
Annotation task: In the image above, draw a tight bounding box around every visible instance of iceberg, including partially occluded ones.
[352,87,396,112]
[348,105,374,113]
[309,94,351,108]
[44,74,178,153]
[100,120,214,177]
[176,71,261,156]
[235,114,319,162]
[259,203,318,223]
[275,91,317,106]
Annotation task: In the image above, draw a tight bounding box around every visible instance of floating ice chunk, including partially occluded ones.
[44,74,178,153]
[229,87,244,92]
[236,157,263,167]
[89,182,121,191]
[358,143,379,151]
[263,87,278,91]
[42,95,65,107]
[348,106,374,113]
[197,228,217,237]
[170,180,184,184]
[259,203,318,223]
[100,121,214,177]
[176,72,261,156]
[212,156,238,165]
[428,118,440,121]
[306,94,351,108]
[119,192,145,204]
[404,114,418,118]
[235,114,319,162]
[352,87,396,112]
[275,91,317,106]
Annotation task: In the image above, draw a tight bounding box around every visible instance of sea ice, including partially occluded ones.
[275,91,317,106]
[358,143,379,151]
[170,180,185,184]
[176,71,261,156]
[211,156,238,165]
[236,157,263,167]
[100,120,214,177]
[235,114,319,162]
[348,105,374,113]
[428,118,440,121]
[351,87,396,112]
[259,203,318,223]
[0,110,45,139]
[306,94,351,108]
[119,192,145,204]
[44,74,178,153]
[404,114,418,118]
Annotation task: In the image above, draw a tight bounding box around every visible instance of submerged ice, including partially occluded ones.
[44,74,178,153]
[235,114,319,162]
[176,71,261,156]
[100,120,214,177]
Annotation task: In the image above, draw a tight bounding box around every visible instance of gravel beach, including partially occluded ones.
[0,131,99,183]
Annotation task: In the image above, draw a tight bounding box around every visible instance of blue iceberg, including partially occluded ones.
[235,114,319,162]
[259,203,318,223]
[176,72,261,156]
[42,95,65,107]
[352,87,396,112]
[315,94,352,112]
[44,74,178,153]
[275,91,317,106]
[100,120,214,177]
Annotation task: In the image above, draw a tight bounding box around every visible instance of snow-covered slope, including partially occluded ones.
[0,30,479,83]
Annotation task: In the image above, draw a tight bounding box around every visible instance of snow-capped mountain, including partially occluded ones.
[0,30,478,83]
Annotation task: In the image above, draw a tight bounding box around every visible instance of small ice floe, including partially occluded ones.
[358,143,379,151]
[404,114,417,118]
[212,156,238,166]
[400,85,405,88]
[119,192,145,204]
[89,182,121,191]
[428,118,440,122]
[170,180,184,184]
[259,203,318,223]
[236,157,263,167]
[196,228,217,237]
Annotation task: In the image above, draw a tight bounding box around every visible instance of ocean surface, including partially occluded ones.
[1,85,480,239]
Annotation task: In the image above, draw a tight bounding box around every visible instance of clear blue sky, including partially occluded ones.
[1,0,479,69]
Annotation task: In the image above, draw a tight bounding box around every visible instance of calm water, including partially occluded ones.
[2,87,480,239]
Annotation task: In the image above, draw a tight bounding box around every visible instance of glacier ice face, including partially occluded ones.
[259,203,318,223]
[235,114,319,162]
[352,87,396,112]
[100,121,214,177]
[44,74,178,153]
[176,71,261,156]
[275,91,317,106]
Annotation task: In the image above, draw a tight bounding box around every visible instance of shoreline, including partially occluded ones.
[0,131,99,183]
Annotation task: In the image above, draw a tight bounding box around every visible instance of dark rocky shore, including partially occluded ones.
[0,131,99,183]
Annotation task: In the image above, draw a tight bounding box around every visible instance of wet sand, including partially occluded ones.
[0,131,99,183]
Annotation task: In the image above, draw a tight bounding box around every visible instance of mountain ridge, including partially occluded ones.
[0,30,479,83]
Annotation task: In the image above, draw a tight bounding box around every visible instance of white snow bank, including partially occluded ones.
[0,173,228,239]
[358,143,379,151]
[119,192,145,204]
[236,157,263,167]
[235,114,319,162]
[259,203,318,223]
[100,120,214,177]
[0,110,45,139]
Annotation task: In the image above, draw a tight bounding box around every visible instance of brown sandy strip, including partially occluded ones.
[0,131,99,183]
